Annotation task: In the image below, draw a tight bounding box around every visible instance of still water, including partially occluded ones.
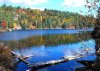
[0,28,96,71]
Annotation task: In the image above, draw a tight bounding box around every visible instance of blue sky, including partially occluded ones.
[0,0,99,16]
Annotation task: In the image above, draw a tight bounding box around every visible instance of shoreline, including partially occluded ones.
[0,28,94,32]
[0,29,6,32]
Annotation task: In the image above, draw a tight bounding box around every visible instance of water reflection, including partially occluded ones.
[0,29,96,71]
[0,28,93,40]
[14,39,95,60]
[16,40,95,71]
[2,31,92,50]
[14,39,95,71]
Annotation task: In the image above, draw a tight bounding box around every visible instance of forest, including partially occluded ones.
[0,4,95,30]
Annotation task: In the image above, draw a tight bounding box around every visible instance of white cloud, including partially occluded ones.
[0,0,48,6]
[62,0,85,7]
[31,7,45,11]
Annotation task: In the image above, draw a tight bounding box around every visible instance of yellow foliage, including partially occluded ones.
[13,22,17,28]
[64,18,73,23]
[24,19,28,24]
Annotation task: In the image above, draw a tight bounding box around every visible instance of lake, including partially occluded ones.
[0,28,96,71]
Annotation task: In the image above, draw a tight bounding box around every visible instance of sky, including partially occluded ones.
[0,0,99,16]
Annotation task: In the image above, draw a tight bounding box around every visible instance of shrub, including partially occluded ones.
[0,44,14,71]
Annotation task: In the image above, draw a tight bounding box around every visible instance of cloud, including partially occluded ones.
[62,0,85,7]
[0,0,48,6]
[31,7,45,11]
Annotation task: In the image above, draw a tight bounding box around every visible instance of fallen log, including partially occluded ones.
[24,48,95,70]
[11,51,32,66]
[31,59,68,70]
[11,48,97,71]
[23,55,33,60]
[30,54,90,70]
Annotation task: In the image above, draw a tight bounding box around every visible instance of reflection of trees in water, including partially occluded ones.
[2,32,92,50]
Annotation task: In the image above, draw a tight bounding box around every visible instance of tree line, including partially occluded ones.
[0,4,95,30]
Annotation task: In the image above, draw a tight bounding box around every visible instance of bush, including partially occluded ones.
[0,44,14,71]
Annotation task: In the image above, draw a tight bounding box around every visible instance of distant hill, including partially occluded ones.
[0,4,95,30]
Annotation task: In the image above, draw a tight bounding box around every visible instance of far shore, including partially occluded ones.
[0,28,94,33]
[0,29,6,32]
